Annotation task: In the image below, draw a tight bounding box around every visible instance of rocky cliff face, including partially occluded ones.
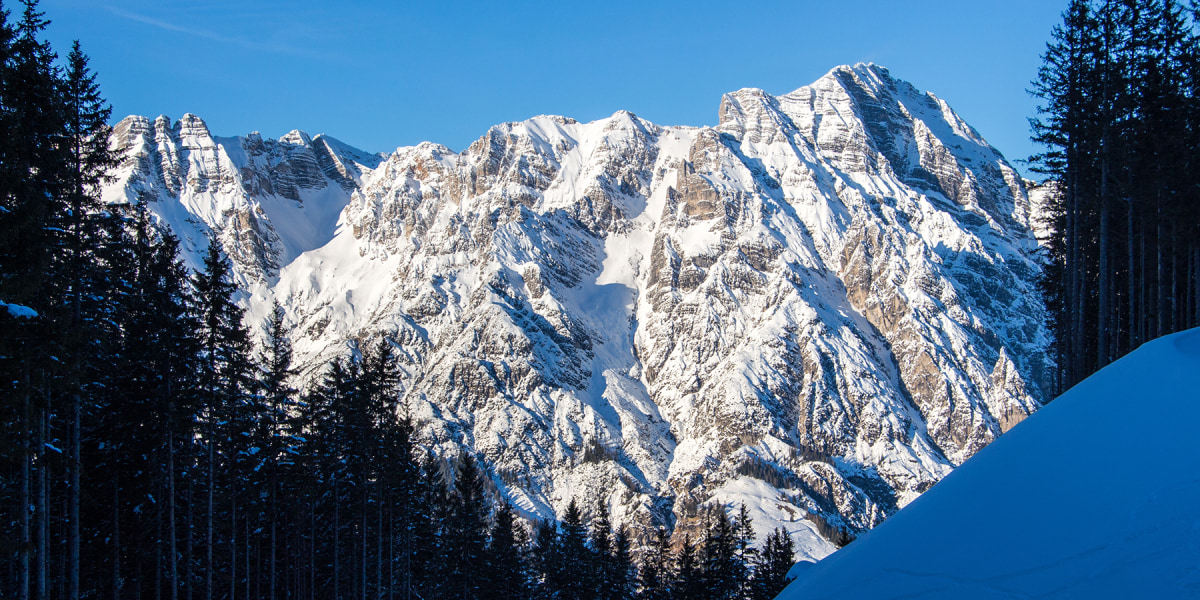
[103,63,1050,559]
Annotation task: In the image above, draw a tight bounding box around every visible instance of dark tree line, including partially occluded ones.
[1033,0,1200,391]
[0,3,802,599]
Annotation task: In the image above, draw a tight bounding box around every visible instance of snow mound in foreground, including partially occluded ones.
[779,328,1200,599]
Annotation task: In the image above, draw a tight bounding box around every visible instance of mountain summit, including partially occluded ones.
[103,63,1051,554]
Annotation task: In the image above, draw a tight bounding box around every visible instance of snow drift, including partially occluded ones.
[779,327,1200,599]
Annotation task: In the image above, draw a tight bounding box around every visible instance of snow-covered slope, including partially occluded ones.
[780,327,1200,599]
[102,63,1050,553]
[103,113,383,283]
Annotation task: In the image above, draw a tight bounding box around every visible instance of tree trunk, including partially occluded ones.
[168,419,178,600]
[231,470,238,600]
[1098,125,1111,369]
[311,496,318,600]
[156,482,164,600]
[1126,198,1136,353]
[361,491,368,600]
[1185,244,1195,328]
[36,389,49,600]
[388,501,395,600]
[1069,171,1084,388]
[1140,223,1148,348]
[112,479,121,600]
[244,504,251,600]
[1171,223,1179,333]
[376,500,383,600]
[270,474,277,600]
[70,391,81,600]
[186,462,194,600]
[1157,194,1166,338]
[20,373,31,600]
[206,435,214,600]
[334,475,341,600]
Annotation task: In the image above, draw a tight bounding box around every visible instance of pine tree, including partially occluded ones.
[302,356,362,599]
[0,4,69,596]
[610,527,634,600]
[57,38,119,600]
[411,450,448,600]
[193,239,255,600]
[445,454,489,599]
[1033,0,1200,392]
[0,0,68,304]
[733,504,757,600]
[484,502,530,600]
[548,499,592,600]
[750,528,795,600]
[101,204,199,600]
[254,301,298,600]
[672,534,704,600]
[530,519,558,600]
[590,499,614,595]
[637,527,672,600]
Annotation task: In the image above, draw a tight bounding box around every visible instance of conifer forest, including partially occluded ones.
[1032,0,1200,391]
[3,0,1200,598]
[0,2,796,599]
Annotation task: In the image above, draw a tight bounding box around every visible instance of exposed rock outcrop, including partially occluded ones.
[102,64,1050,557]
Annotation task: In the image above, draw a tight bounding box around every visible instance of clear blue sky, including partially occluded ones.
[42,1,1065,176]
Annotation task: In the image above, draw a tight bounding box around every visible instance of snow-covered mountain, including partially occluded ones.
[102,63,1051,555]
[780,327,1200,598]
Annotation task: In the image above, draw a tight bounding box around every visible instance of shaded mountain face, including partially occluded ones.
[103,63,1050,557]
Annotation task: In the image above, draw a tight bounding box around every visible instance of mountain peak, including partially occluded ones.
[101,66,1050,552]
[280,129,313,147]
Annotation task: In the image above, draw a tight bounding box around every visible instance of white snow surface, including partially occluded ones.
[1,301,38,318]
[780,328,1200,599]
[101,63,1052,550]
[706,476,837,563]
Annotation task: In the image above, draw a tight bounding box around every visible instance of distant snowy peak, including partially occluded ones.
[107,113,384,282]
[102,64,1051,556]
[721,63,1032,232]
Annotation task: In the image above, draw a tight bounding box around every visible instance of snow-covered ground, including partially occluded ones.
[780,327,1200,599]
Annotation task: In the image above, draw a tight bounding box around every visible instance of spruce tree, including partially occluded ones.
[530,519,558,600]
[254,301,298,600]
[0,0,67,304]
[673,534,704,600]
[0,4,69,595]
[549,499,592,600]
[57,38,119,600]
[701,507,740,600]
[610,527,634,600]
[194,239,255,600]
[733,504,757,600]
[750,528,795,600]
[411,450,449,600]
[445,454,489,599]
[637,527,673,600]
[484,501,530,600]
[1033,0,1200,391]
[590,500,614,595]
[101,204,199,600]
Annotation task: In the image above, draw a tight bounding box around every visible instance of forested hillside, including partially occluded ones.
[0,3,796,599]
[1032,0,1200,391]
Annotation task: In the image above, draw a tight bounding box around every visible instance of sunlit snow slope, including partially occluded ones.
[103,64,1051,554]
[780,327,1200,599]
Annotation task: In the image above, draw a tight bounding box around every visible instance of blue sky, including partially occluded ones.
[43,1,1065,175]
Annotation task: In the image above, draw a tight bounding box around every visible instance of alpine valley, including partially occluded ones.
[101,64,1052,559]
